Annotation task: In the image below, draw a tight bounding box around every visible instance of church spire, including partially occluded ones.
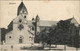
[17,1,28,16]
[36,14,40,22]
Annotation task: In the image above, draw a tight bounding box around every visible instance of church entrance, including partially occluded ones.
[19,39,22,43]
[19,36,24,43]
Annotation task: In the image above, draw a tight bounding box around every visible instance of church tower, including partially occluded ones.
[12,2,33,44]
[17,1,28,18]
[5,1,34,45]
[35,15,40,36]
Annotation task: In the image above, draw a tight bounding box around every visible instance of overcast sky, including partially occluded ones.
[0,0,80,28]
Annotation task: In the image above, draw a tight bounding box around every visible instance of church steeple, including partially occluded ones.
[17,1,28,16]
[36,15,40,22]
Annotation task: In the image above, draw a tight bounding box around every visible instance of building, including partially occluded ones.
[5,2,35,44]
[3,1,57,45]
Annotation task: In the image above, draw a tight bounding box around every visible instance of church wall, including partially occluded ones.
[13,23,34,44]
[5,2,35,45]
[5,31,14,44]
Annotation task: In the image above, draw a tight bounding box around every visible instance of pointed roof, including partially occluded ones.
[17,2,28,15]
[64,17,79,27]
[36,15,40,20]
[36,15,39,18]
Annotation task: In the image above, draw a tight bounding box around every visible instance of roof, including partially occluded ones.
[65,18,73,22]
[27,20,58,27]
[39,20,58,26]
[17,2,28,15]
[64,17,79,27]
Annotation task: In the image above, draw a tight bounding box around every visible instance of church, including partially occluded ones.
[5,2,39,44]
[0,1,58,45]
[4,1,57,45]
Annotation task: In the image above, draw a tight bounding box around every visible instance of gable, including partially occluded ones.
[13,15,27,24]
[6,31,12,35]
[71,17,79,27]
[64,17,79,27]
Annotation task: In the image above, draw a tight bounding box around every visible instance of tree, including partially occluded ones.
[53,20,71,50]
[39,28,48,49]
[74,27,79,51]
[48,25,58,48]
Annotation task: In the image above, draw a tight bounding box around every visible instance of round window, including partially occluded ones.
[19,19,22,22]
[9,36,11,38]
[24,16,26,18]
[18,24,24,30]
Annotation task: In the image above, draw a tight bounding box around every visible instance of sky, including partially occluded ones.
[0,0,80,28]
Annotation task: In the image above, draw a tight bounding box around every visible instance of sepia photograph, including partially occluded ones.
[0,0,80,51]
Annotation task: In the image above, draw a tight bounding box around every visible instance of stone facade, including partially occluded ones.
[5,2,34,45]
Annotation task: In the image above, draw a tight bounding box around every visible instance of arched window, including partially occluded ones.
[19,36,24,43]
[19,19,22,23]
[9,36,11,38]
[24,16,26,18]
[32,27,34,30]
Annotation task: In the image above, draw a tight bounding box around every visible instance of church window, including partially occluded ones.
[18,24,24,30]
[19,19,22,23]
[24,16,26,18]
[29,36,31,38]
[29,36,32,41]
[9,36,11,38]
[32,27,34,30]
[22,9,25,13]
[19,36,23,43]
[11,45,13,49]
[19,39,22,43]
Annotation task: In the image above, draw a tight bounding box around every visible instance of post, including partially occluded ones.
[64,45,66,50]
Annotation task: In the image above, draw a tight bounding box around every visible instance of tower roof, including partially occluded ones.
[36,15,39,18]
[35,15,40,22]
[17,2,28,16]
[36,15,40,20]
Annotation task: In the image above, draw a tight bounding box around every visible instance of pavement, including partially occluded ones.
[1,44,80,51]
